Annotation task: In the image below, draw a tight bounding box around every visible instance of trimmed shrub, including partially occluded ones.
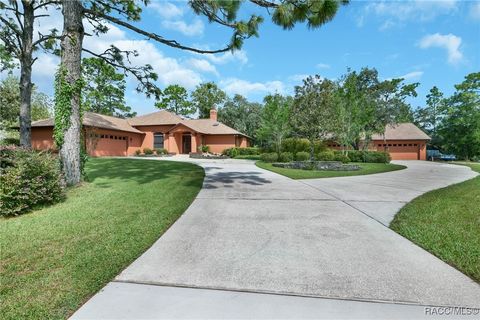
[0,147,65,217]
[342,150,391,163]
[334,153,351,164]
[155,148,167,155]
[198,145,210,153]
[223,147,260,158]
[345,150,364,162]
[134,149,141,156]
[260,152,278,163]
[279,152,293,163]
[281,138,310,154]
[0,137,20,146]
[313,140,327,154]
[143,148,154,155]
[316,150,335,161]
[295,151,310,161]
[364,151,391,163]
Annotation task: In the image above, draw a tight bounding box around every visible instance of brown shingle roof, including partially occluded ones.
[371,123,430,140]
[127,110,182,126]
[31,112,144,134]
[169,119,248,137]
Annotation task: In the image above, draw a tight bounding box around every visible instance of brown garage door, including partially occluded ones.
[88,135,127,157]
[388,144,419,160]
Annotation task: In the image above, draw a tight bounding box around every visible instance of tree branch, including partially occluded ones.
[82,8,233,54]
[82,47,162,99]
[33,0,60,10]
[249,0,279,8]
[32,32,61,47]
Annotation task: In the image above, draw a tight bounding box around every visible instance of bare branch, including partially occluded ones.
[82,47,162,99]
[83,8,233,54]
[33,0,60,10]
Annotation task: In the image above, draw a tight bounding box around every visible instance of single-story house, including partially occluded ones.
[326,123,431,160]
[31,109,250,156]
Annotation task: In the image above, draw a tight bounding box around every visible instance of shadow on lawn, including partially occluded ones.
[202,166,272,189]
[85,158,204,187]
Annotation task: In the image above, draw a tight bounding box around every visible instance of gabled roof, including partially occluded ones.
[371,123,430,140]
[127,110,182,126]
[31,112,144,134]
[168,119,248,137]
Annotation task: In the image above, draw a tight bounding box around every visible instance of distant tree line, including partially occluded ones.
[415,72,480,160]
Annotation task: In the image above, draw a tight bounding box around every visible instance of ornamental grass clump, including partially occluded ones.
[0,147,65,217]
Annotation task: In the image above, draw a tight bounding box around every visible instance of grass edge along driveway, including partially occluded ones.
[390,162,480,283]
[0,158,204,320]
[256,161,406,179]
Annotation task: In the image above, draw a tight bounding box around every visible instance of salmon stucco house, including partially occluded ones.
[31,109,250,156]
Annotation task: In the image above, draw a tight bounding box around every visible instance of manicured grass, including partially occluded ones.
[390,162,480,282]
[233,155,261,160]
[256,161,406,179]
[0,158,204,320]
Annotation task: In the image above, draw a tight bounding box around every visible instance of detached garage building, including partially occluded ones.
[327,123,431,160]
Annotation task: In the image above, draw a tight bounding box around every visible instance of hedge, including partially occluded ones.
[260,152,278,163]
[279,152,293,163]
[281,138,327,159]
[223,147,260,158]
[334,150,391,163]
[0,147,65,217]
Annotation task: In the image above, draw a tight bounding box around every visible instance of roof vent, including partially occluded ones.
[213,122,219,126]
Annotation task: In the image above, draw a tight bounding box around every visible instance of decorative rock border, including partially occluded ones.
[189,152,229,159]
[272,161,361,171]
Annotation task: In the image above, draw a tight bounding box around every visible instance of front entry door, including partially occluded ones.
[182,134,191,154]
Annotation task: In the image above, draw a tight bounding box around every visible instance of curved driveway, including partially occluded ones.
[73,159,480,318]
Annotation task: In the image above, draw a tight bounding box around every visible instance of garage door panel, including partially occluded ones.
[90,139,127,156]
[388,146,419,160]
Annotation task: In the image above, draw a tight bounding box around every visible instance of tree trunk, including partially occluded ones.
[309,139,315,160]
[19,0,34,148]
[59,0,84,185]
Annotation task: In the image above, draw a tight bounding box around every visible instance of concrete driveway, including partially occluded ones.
[72,159,480,319]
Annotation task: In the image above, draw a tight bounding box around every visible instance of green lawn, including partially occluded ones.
[390,162,480,282]
[233,155,261,160]
[256,161,406,179]
[0,158,204,320]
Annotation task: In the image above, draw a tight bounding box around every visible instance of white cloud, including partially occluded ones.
[316,63,330,69]
[205,50,248,65]
[418,33,463,64]
[220,78,285,96]
[186,58,219,76]
[87,39,203,89]
[363,0,458,29]
[162,19,204,37]
[399,71,424,80]
[288,74,309,82]
[32,54,59,79]
[470,2,480,20]
[150,2,184,19]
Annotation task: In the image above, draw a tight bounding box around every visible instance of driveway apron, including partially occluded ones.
[72,158,480,319]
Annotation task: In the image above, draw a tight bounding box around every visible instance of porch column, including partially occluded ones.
[165,133,170,152]
[191,133,197,153]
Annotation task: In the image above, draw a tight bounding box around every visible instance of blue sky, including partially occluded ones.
[4,0,480,116]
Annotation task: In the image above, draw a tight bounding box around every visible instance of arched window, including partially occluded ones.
[154,133,164,148]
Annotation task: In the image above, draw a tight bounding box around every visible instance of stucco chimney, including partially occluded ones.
[210,108,217,122]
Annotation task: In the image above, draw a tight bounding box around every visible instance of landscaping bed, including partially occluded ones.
[0,158,204,319]
[272,160,360,171]
[189,152,228,159]
[390,162,480,283]
[257,161,406,179]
